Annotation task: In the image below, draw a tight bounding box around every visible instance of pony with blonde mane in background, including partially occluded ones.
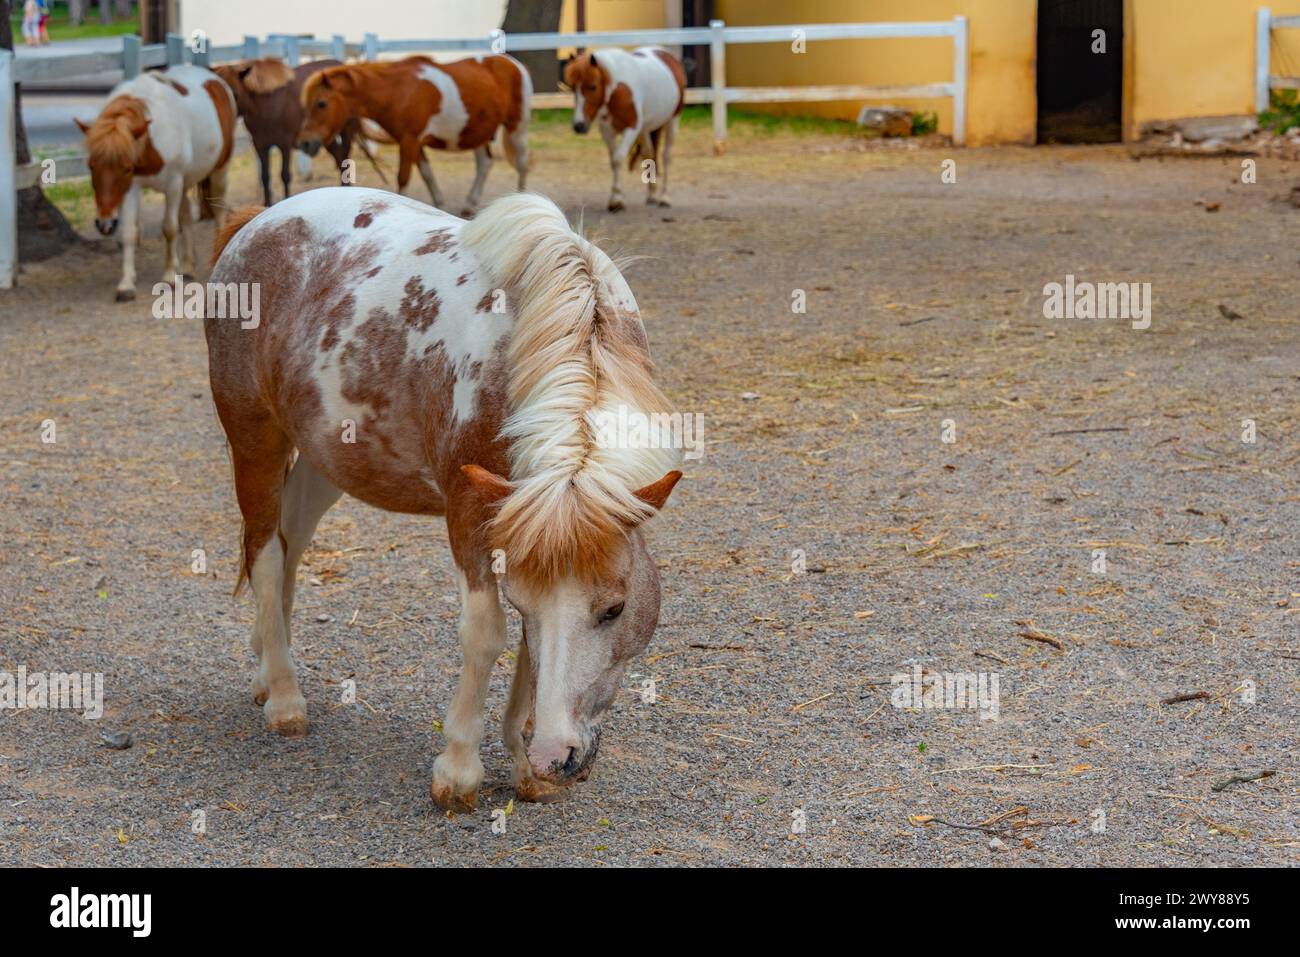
[204,186,682,810]
[77,64,236,301]
[296,55,531,216]
[563,47,686,211]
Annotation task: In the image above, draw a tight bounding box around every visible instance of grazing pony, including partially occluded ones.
[205,187,682,810]
[563,47,686,211]
[77,64,235,301]
[297,55,531,216]
[213,58,372,207]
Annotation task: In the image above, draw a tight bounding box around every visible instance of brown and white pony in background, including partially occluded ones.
[297,55,531,216]
[213,57,379,207]
[77,64,235,300]
[563,47,686,211]
[205,187,681,809]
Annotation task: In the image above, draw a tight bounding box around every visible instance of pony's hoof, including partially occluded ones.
[607,199,625,213]
[251,675,269,706]
[431,779,479,813]
[460,207,476,218]
[513,775,570,804]
[114,288,136,303]
[656,197,672,208]
[264,695,308,737]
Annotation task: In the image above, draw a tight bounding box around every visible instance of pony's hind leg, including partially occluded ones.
[651,120,676,207]
[178,188,197,276]
[430,568,506,812]
[278,144,293,201]
[506,123,529,190]
[279,455,342,632]
[461,146,492,217]
[228,426,307,735]
[257,144,273,207]
[414,147,446,209]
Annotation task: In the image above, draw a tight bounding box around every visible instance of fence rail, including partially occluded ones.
[1255,8,1300,109]
[1,17,968,289]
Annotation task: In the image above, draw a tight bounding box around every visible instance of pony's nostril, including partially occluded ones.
[561,746,579,777]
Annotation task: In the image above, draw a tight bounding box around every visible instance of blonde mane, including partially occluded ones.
[460,193,679,583]
[84,96,150,167]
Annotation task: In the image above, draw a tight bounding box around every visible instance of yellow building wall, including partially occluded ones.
[716,0,1037,146]
[560,0,669,32]
[1127,0,1300,139]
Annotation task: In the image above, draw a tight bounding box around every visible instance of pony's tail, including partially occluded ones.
[198,178,218,220]
[212,205,266,266]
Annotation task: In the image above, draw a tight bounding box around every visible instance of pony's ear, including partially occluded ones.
[588,52,598,69]
[129,117,151,139]
[632,470,682,514]
[238,66,252,80]
[461,464,513,504]
[74,117,91,135]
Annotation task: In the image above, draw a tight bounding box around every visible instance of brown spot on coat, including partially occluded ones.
[651,49,687,115]
[606,82,638,132]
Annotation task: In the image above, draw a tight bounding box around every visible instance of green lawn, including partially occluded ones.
[12,5,137,43]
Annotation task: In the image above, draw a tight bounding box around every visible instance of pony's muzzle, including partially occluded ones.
[297,137,322,157]
[95,217,118,237]
[528,737,596,783]
[572,120,590,134]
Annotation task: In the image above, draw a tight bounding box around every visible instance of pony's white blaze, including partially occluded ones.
[205,187,681,810]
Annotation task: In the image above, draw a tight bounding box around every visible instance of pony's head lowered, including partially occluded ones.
[460,193,683,789]
[75,96,162,236]
[296,65,359,156]
[561,53,608,134]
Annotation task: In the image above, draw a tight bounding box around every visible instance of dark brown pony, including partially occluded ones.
[214,58,375,206]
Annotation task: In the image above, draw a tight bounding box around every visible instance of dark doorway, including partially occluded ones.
[1037,0,1124,143]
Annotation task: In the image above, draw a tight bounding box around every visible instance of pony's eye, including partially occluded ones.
[316,99,327,109]
[600,602,624,623]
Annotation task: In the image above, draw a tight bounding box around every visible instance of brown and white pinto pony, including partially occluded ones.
[563,47,686,211]
[213,57,366,207]
[296,55,531,216]
[205,187,681,809]
[77,64,235,301]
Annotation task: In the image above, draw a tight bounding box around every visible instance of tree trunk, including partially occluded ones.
[68,0,86,26]
[114,0,133,19]
[1,2,88,264]
[99,0,112,25]
[501,0,563,93]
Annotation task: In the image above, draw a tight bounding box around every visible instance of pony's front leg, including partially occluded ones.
[604,125,638,212]
[160,179,184,283]
[504,630,566,804]
[257,144,273,207]
[114,183,141,302]
[431,570,506,812]
[461,146,492,217]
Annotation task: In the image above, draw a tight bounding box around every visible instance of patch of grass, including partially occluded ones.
[531,104,860,139]
[10,8,137,44]
[44,177,94,229]
[912,111,939,136]
[1260,89,1300,136]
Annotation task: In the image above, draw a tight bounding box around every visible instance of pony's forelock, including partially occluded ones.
[84,96,150,168]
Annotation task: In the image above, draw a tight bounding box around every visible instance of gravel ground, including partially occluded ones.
[1,117,1297,866]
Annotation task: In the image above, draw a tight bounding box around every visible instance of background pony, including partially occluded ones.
[77,65,235,301]
[563,47,686,211]
[205,188,680,809]
[297,55,531,216]
[214,57,380,206]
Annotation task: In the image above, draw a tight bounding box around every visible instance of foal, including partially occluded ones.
[78,64,234,300]
[564,47,686,210]
[213,58,363,206]
[297,55,531,216]
[206,188,681,809]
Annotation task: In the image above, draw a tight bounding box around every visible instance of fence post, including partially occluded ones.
[284,35,301,66]
[331,34,345,61]
[166,33,185,66]
[952,15,968,146]
[709,19,726,155]
[122,34,141,79]
[0,50,16,289]
[191,35,210,69]
[1257,8,1272,114]
[242,35,259,60]
[364,33,379,62]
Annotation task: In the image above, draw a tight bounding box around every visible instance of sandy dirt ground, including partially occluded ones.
[0,117,1297,867]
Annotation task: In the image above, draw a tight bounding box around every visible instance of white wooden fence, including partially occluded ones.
[0,17,969,289]
[1255,7,1300,111]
